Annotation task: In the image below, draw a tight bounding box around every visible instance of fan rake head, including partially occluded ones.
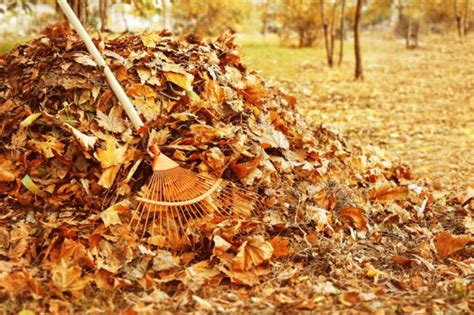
[129,145,261,249]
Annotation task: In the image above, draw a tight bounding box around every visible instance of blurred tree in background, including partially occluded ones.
[277,0,321,48]
[172,0,251,36]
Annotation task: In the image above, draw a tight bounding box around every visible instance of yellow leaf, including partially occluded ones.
[141,32,161,48]
[95,135,127,168]
[100,202,128,227]
[52,259,87,295]
[164,71,193,91]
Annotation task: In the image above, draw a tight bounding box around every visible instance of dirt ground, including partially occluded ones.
[242,32,474,192]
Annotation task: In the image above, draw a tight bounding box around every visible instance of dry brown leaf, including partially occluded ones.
[392,255,412,266]
[0,158,16,182]
[339,207,368,230]
[52,259,87,296]
[232,236,273,271]
[434,231,473,258]
[100,202,128,227]
[230,156,261,178]
[96,106,127,134]
[369,185,409,203]
[65,123,97,151]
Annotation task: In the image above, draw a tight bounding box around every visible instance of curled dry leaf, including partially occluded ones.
[369,185,409,203]
[230,155,261,178]
[339,207,368,230]
[65,123,97,151]
[232,236,273,271]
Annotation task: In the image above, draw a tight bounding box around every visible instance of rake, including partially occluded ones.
[58,0,261,248]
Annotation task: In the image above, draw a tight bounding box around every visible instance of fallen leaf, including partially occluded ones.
[73,53,97,67]
[369,185,409,203]
[100,202,128,227]
[339,207,368,230]
[96,106,127,134]
[270,237,291,258]
[232,236,273,271]
[392,255,412,266]
[164,71,193,91]
[52,259,87,296]
[21,175,46,197]
[141,32,161,48]
[0,158,16,182]
[434,231,473,258]
[65,123,97,151]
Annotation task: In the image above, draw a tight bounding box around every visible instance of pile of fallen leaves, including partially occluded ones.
[0,23,472,313]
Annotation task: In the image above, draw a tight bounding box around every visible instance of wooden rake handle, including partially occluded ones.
[57,0,144,130]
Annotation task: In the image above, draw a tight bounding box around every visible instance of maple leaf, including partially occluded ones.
[96,106,127,134]
[95,135,127,168]
[95,135,128,188]
[100,201,129,227]
[51,259,88,296]
[232,236,273,271]
[28,135,64,159]
[147,128,170,148]
[434,231,473,258]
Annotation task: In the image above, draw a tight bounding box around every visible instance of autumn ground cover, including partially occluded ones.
[0,28,472,313]
[241,31,474,192]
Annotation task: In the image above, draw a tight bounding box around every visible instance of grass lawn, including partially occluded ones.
[0,41,17,55]
[240,32,474,191]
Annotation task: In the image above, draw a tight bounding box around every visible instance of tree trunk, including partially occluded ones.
[66,0,88,26]
[320,0,333,67]
[406,20,411,48]
[354,0,363,80]
[338,0,345,65]
[464,0,470,36]
[329,1,337,65]
[99,0,108,32]
[454,0,464,40]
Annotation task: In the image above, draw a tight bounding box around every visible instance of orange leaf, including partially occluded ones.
[392,255,412,266]
[369,185,409,203]
[270,237,291,258]
[339,207,368,230]
[230,156,261,178]
[434,231,473,258]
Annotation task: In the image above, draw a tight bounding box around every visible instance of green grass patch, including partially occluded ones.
[0,41,17,55]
